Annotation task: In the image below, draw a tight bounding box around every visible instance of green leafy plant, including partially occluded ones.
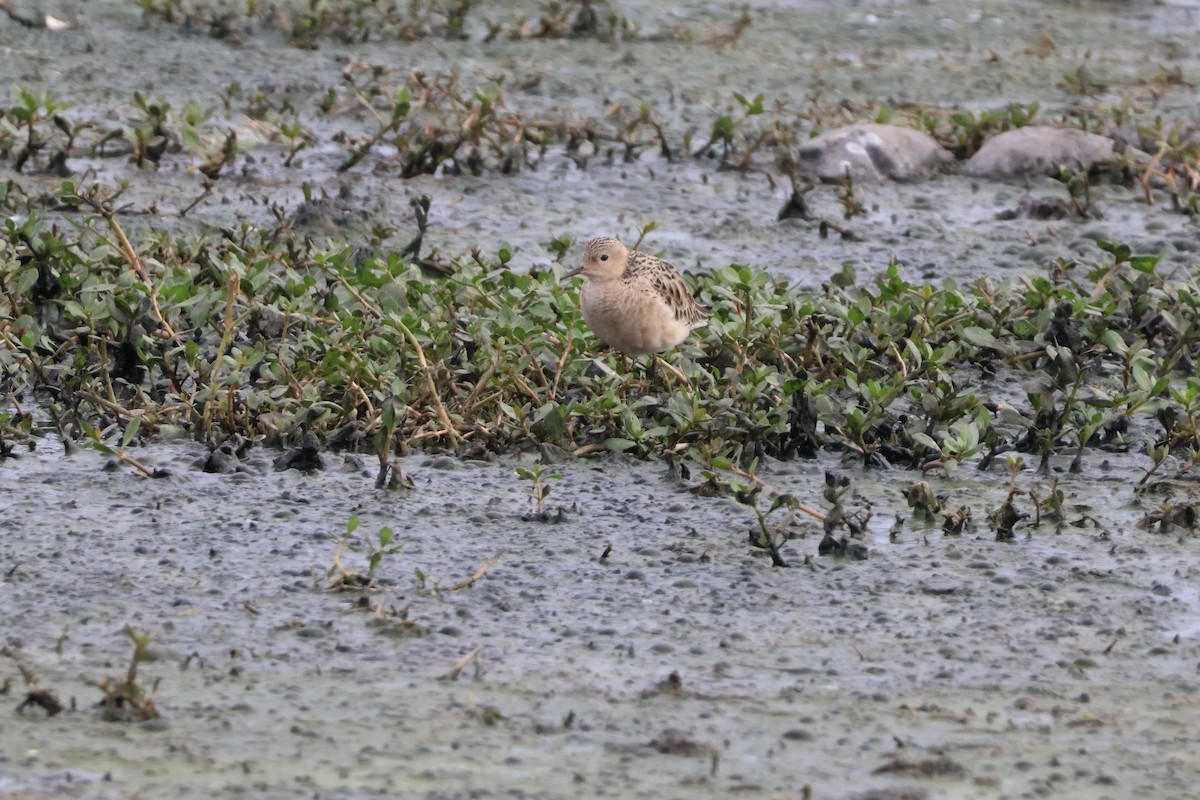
[516,461,562,518]
[942,102,1038,159]
[692,90,779,167]
[328,514,402,590]
[4,87,74,172]
[6,204,1200,500]
[87,627,160,722]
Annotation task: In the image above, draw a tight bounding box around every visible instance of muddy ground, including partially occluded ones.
[3,0,1200,798]
[2,0,1200,283]
[3,440,1199,799]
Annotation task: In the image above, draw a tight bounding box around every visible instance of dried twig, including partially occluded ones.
[79,193,178,339]
[440,646,482,681]
[722,461,827,522]
[337,275,463,447]
[202,274,241,441]
[450,548,506,591]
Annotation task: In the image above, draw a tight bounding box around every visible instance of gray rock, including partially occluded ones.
[963,127,1131,178]
[796,123,952,183]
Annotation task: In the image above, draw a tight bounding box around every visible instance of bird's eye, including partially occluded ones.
[600,254,609,261]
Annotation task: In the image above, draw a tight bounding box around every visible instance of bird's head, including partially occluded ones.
[565,237,628,280]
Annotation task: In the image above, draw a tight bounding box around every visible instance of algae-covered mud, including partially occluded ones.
[3,442,1199,799]
[1,0,1200,280]
[3,0,1200,798]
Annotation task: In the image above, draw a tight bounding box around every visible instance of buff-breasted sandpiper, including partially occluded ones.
[564,237,710,356]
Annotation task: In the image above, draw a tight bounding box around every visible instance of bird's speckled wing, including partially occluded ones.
[624,251,711,327]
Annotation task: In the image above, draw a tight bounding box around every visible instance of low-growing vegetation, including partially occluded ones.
[2,196,1199,495]
[5,55,1199,213]
[134,0,641,45]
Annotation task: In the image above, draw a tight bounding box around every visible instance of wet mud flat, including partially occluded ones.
[3,441,1199,799]
[3,0,1200,797]
[2,0,1200,284]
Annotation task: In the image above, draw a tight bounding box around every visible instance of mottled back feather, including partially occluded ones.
[624,251,710,328]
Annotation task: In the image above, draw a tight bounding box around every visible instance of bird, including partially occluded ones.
[564,237,710,356]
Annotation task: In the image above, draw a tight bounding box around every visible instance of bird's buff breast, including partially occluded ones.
[579,280,689,355]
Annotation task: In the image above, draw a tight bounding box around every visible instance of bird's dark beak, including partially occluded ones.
[563,265,583,279]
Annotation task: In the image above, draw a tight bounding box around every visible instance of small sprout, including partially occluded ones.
[88,627,160,722]
[328,515,403,591]
[516,461,562,520]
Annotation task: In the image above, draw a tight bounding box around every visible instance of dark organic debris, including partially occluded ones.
[197,434,253,473]
[375,463,416,490]
[777,188,811,221]
[89,627,161,722]
[992,494,1029,540]
[849,790,930,800]
[748,525,790,567]
[996,196,1099,221]
[16,688,64,717]
[873,756,967,779]
[641,671,688,699]
[904,480,943,520]
[1044,302,1083,353]
[648,729,720,776]
[818,529,869,560]
[1136,502,1199,531]
[823,471,852,506]
[273,439,325,472]
[772,382,819,458]
[522,507,567,523]
[942,506,972,535]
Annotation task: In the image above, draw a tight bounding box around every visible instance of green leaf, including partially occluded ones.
[956,422,979,454]
[533,404,565,442]
[603,438,637,452]
[180,127,202,153]
[1101,329,1127,356]
[712,115,734,139]
[1132,364,1151,392]
[782,378,807,396]
[960,325,1005,352]
[378,526,394,548]
[121,417,141,449]
[347,514,360,534]
[393,87,411,118]
[13,266,38,295]
[1097,240,1132,262]
[1130,254,1161,274]
[910,431,941,453]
